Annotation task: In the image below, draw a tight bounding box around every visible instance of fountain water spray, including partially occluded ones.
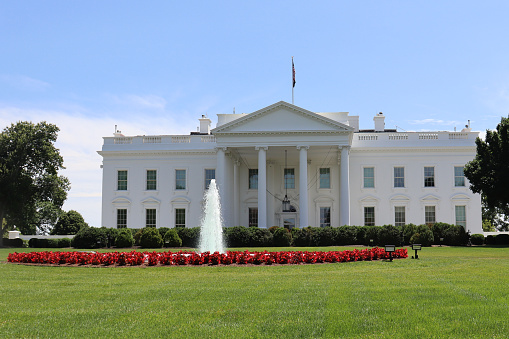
[198,179,225,253]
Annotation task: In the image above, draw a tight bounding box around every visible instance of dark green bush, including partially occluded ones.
[134,229,144,246]
[335,226,358,245]
[158,227,170,239]
[378,225,402,247]
[272,227,292,247]
[470,234,485,245]
[432,222,452,245]
[58,238,71,248]
[164,228,182,247]
[495,234,509,245]
[47,239,59,248]
[248,227,273,247]
[486,235,496,245]
[72,227,108,249]
[102,227,119,248]
[176,227,200,247]
[309,227,335,246]
[224,226,250,247]
[4,238,23,247]
[409,225,434,246]
[291,227,310,247]
[444,225,469,246]
[139,227,163,248]
[402,224,417,245]
[364,226,379,246]
[115,228,134,248]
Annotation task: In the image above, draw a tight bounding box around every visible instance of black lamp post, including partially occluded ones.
[412,243,422,259]
[385,245,395,262]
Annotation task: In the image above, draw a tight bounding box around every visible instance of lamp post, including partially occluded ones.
[412,243,422,259]
[385,245,395,262]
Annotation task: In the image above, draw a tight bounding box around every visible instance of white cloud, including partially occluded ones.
[0,74,51,91]
[110,94,167,110]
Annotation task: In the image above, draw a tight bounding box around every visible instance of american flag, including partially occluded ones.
[292,57,296,88]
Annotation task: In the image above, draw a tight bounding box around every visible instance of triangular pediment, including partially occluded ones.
[212,101,353,134]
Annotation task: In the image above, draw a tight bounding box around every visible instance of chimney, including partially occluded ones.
[374,112,385,132]
[199,115,212,134]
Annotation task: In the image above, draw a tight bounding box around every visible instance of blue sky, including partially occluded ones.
[1,1,508,228]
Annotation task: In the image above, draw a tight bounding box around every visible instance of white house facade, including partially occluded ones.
[98,101,483,234]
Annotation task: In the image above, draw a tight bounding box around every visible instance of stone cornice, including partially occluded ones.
[350,146,475,153]
[213,130,352,137]
[98,150,217,157]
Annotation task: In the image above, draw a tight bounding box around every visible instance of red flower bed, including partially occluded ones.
[7,248,407,267]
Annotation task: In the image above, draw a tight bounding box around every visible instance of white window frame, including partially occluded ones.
[454,166,466,187]
[364,206,375,226]
[394,206,405,227]
[146,169,158,191]
[363,166,375,189]
[204,168,216,190]
[393,166,405,188]
[175,169,187,191]
[116,169,128,191]
[424,205,436,225]
[116,208,128,228]
[455,205,467,228]
[424,166,435,188]
[319,167,331,189]
[249,168,258,190]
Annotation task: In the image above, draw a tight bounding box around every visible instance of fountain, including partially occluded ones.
[198,179,225,253]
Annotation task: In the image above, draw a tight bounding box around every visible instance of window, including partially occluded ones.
[320,207,331,227]
[175,208,186,227]
[249,207,258,227]
[394,167,404,188]
[455,206,466,227]
[424,167,435,187]
[364,207,375,226]
[205,169,215,189]
[146,209,156,227]
[319,168,330,189]
[175,169,186,190]
[425,206,436,225]
[454,166,465,187]
[117,170,127,190]
[363,167,374,188]
[249,169,258,189]
[394,206,405,226]
[284,168,295,189]
[117,209,127,228]
[146,170,157,190]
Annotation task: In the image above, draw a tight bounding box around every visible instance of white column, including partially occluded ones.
[340,146,350,226]
[233,160,240,226]
[298,146,309,227]
[256,146,268,228]
[216,147,227,222]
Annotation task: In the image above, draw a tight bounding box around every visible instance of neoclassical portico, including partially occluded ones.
[212,101,354,228]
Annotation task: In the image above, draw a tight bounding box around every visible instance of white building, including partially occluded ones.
[98,101,482,234]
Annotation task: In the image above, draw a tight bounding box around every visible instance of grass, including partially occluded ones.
[1,246,508,338]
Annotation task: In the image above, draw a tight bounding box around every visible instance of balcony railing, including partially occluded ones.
[106,135,216,146]
[354,131,476,146]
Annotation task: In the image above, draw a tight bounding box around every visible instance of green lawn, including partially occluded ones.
[1,246,508,338]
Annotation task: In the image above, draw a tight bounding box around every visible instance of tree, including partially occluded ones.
[51,210,88,235]
[0,121,70,245]
[464,116,509,231]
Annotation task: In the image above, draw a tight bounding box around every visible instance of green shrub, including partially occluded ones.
[272,227,292,247]
[364,226,379,246]
[444,225,469,246]
[495,234,509,245]
[310,227,335,246]
[102,227,119,248]
[47,239,59,248]
[432,222,452,245]
[72,227,108,249]
[4,238,23,247]
[268,226,279,234]
[115,229,134,248]
[139,227,163,248]
[335,226,358,245]
[402,224,417,245]
[224,226,250,247]
[378,225,402,247]
[291,228,307,247]
[248,227,273,247]
[486,235,496,245]
[409,225,434,246]
[158,227,170,239]
[58,238,71,248]
[134,229,144,246]
[164,229,182,247]
[176,227,200,247]
[470,234,485,245]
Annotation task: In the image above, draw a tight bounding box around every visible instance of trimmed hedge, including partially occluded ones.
[2,238,24,247]
[139,227,163,248]
[470,234,484,245]
[164,229,182,247]
[28,237,71,248]
[72,227,108,249]
[115,229,134,248]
